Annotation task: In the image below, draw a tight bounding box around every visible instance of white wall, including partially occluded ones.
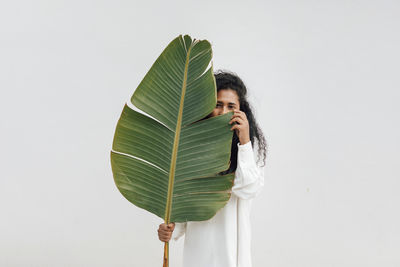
[1,0,399,266]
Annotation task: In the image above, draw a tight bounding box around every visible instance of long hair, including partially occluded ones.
[211,70,268,175]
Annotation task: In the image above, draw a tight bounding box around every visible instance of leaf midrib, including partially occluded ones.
[164,40,193,223]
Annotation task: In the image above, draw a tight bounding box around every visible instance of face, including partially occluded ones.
[209,89,240,118]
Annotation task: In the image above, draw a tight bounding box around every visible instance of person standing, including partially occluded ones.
[158,70,267,267]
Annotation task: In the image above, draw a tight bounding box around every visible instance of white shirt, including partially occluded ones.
[171,140,265,267]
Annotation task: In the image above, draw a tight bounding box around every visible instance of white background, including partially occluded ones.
[1,0,399,266]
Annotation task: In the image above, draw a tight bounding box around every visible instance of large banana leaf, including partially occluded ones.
[110,34,234,225]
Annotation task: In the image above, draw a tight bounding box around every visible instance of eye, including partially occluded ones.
[216,103,222,107]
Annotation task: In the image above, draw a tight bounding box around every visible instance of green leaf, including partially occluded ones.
[110,34,234,223]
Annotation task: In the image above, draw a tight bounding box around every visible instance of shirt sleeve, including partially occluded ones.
[231,140,265,200]
[171,222,187,241]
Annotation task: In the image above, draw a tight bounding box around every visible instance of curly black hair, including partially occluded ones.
[212,70,268,175]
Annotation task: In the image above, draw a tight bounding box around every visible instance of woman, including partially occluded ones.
[158,70,267,267]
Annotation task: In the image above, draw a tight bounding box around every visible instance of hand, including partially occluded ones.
[229,109,250,145]
[158,222,175,242]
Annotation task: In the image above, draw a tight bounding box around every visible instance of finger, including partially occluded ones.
[160,224,169,230]
[234,110,246,118]
[158,229,173,234]
[230,113,245,121]
[229,117,244,125]
[229,115,241,121]
[229,117,241,123]
[231,124,241,131]
[158,228,170,234]
[234,110,244,115]
[160,232,171,238]
[231,112,243,117]
[159,229,172,234]
[159,233,171,239]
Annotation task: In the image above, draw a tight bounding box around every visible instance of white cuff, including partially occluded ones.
[237,141,257,169]
[232,140,264,199]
